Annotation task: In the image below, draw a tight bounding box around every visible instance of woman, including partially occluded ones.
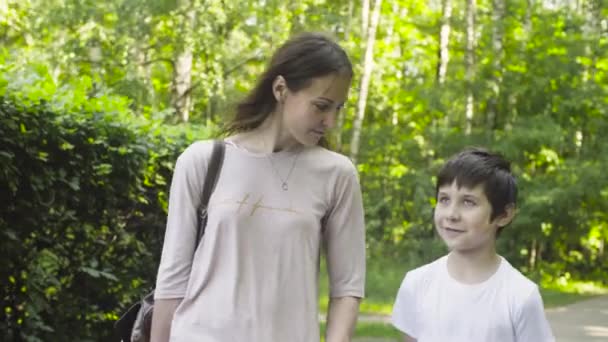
[151,32,366,342]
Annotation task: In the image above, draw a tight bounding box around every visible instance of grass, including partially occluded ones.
[318,256,608,339]
[318,258,408,339]
[541,288,600,308]
[540,280,608,308]
[319,257,411,316]
[320,322,400,340]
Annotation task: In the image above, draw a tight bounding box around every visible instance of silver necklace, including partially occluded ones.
[266,149,302,191]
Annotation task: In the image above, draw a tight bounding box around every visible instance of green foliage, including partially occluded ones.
[1,0,608,339]
[0,95,212,340]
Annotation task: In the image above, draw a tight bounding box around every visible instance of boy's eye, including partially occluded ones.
[438,196,449,204]
[463,199,476,206]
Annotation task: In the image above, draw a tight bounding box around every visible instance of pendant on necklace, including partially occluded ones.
[281,182,288,191]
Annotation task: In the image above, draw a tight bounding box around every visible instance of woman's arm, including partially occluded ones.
[151,144,208,342]
[402,333,417,342]
[150,298,182,342]
[325,296,360,342]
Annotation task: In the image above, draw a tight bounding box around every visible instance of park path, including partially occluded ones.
[545,295,608,342]
[352,295,608,342]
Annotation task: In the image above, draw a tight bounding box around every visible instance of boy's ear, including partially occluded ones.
[495,204,516,227]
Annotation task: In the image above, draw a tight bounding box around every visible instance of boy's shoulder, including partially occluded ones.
[497,256,540,296]
[402,255,449,286]
[403,255,539,295]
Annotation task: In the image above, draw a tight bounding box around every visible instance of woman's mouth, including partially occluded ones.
[310,129,325,137]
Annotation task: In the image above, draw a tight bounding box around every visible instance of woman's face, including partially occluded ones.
[277,74,351,147]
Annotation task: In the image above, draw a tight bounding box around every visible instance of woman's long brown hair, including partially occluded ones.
[222,32,353,148]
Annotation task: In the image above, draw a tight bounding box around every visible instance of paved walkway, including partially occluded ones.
[352,295,608,342]
[546,295,608,342]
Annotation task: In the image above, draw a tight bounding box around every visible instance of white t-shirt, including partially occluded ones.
[154,140,366,342]
[391,254,555,342]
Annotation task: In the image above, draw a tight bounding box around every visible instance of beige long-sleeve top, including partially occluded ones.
[154,140,366,342]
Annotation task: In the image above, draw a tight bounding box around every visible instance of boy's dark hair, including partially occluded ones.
[223,32,353,142]
[435,147,517,232]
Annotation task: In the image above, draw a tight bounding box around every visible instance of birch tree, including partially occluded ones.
[350,0,382,164]
[464,0,476,134]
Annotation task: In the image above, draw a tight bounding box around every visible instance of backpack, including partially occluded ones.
[114,140,225,342]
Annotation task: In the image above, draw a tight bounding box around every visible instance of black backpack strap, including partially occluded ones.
[196,140,226,244]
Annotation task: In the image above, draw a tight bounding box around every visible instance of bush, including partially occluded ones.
[0,96,208,341]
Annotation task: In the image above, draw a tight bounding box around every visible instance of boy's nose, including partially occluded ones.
[446,206,460,221]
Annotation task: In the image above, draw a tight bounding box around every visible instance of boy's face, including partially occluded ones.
[434,181,510,253]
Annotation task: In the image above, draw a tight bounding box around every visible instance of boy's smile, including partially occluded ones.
[393,149,554,342]
[434,181,500,253]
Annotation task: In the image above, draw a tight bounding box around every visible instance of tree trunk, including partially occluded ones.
[486,0,504,132]
[135,44,155,114]
[350,0,383,164]
[171,0,196,123]
[362,0,370,40]
[529,238,537,270]
[577,0,601,156]
[436,0,452,129]
[525,0,533,34]
[464,0,476,135]
[388,3,398,126]
[88,40,103,99]
[52,31,68,84]
[336,0,355,152]
[436,0,452,86]
[173,49,193,123]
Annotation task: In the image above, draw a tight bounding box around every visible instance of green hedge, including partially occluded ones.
[0,96,201,341]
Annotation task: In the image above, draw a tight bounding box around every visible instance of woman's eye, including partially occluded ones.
[464,199,476,206]
[438,197,449,204]
[314,103,330,111]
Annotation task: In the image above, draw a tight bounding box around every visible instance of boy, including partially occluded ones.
[391,148,555,342]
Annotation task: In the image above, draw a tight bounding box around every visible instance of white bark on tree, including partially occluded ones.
[464,0,476,135]
[350,0,383,164]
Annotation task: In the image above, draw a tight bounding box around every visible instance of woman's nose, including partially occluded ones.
[323,111,337,129]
